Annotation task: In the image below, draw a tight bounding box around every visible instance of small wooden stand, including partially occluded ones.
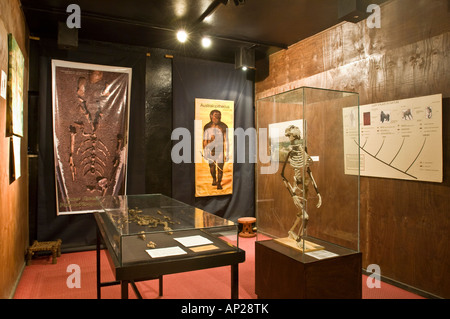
[26,239,62,265]
[238,217,256,238]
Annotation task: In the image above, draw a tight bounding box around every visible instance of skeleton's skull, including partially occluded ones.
[285,125,301,143]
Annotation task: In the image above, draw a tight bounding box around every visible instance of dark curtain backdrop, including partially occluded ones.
[34,39,146,249]
[173,56,255,221]
[31,41,254,250]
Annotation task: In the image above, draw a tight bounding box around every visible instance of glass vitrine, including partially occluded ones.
[255,87,360,261]
[95,194,239,266]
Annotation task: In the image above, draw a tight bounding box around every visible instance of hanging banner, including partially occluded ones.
[195,98,234,197]
[52,60,131,215]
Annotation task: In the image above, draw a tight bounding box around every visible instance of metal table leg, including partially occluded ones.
[231,264,239,299]
[96,227,101,299]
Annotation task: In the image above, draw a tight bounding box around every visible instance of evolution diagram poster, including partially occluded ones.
[52,60,131,214]
[194,98,234,197]
[343,94,442,183]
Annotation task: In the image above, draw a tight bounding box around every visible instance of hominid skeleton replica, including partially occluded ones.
[281,125,322,246]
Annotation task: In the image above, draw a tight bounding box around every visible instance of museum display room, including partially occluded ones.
[1,0,449,307]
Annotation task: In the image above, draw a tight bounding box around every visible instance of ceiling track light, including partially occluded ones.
[176,29,188,43]
[195,0,229,25]
[235,47,255,70]
[201,36,212,48]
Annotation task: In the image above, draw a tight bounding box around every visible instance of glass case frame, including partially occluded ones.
[95,194,240,266]
[94,194,245,299]
[255,87,360,261]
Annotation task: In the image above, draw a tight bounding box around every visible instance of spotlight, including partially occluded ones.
[201,37,212,48]
[242,66,248,71]
[235,47,255,70]
[176,30,188,43]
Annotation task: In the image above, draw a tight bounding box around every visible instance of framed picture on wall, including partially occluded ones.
[6,34,24,137]
[52,60,132,215]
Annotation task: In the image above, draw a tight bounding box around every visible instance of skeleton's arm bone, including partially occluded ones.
[280,150,292,183]
[306,167,322,208]
[281,150,297,197]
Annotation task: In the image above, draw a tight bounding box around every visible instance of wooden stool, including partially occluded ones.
[238,217,256,238]
[27,239,62,265]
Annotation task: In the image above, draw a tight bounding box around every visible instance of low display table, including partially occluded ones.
[94,194,245,299]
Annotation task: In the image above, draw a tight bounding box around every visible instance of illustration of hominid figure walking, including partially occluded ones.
[281,125,322,246]
[203,109,229,190]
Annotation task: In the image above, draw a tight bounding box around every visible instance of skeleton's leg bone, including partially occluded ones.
[69,126,77,181]
[288,214,302,241]
[296,210,309,240]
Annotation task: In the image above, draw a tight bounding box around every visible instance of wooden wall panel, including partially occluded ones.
[255,0,450,298]
[0,0,29,299]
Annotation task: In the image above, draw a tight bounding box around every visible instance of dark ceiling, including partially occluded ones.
[20,0,385,64]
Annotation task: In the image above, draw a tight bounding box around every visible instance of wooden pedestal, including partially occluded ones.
[255,239,362,299]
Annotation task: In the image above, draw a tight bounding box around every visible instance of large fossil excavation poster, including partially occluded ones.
[52,60,131,215]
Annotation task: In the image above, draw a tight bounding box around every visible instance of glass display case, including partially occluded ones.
[95,194,239,266]
[255,86,360,262]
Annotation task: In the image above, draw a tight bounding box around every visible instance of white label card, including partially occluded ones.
[305,250,339,260]
[174,235,213,247]
[146,246,187,258]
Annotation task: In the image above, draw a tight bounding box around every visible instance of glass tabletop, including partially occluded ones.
[96,194,235,236]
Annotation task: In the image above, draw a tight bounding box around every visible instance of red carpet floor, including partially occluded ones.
[13,237,424,299]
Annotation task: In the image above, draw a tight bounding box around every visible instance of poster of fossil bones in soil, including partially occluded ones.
[52,60,131,215]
